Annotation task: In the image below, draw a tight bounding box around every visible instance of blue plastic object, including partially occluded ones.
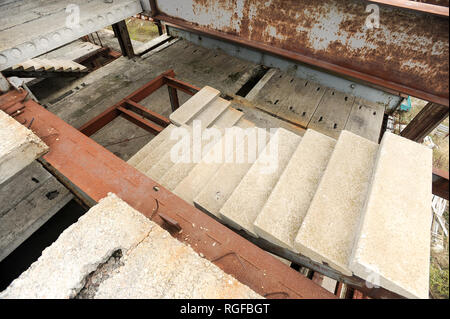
[400,96,412,111]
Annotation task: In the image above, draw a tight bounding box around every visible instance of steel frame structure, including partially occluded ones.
[4,70,439,298]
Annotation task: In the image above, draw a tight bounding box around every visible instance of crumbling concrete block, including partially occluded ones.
[219,128,301,236]
[94,223,262,299]
[0,193,261,299]
[294,131,378,275]
[0,110,48,184]
[350,132,432,299]
[0,193,153,298]
[254,129,335,251]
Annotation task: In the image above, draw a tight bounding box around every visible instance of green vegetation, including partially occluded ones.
[125,18,159,42]
[430,258,449,299]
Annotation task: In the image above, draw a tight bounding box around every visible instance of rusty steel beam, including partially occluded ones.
[117,106,164,134]
[123,99,170,127]
[154,0,449,106]
[433,168,449,200]
[400,103,449,142]
[9,95,335,299]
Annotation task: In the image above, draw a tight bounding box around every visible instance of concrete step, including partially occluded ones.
[209,107,243,128]
[186,97,230,129]
[219,128,302,237]
[133,129,183,174]
[158,129,225,190]
[127,124,175,167]
[350,132,432,299]
[173,121,254,204]
[194,127,269,219]
[169,86,220,126]
[294,130,378,275]
[253,129,336,251]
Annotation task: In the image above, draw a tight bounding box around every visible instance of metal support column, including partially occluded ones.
[111,20,135,58]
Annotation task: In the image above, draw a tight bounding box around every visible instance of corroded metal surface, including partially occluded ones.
[155,0,449,106]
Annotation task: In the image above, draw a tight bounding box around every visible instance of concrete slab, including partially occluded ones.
[94,224,262,299]
[127,124,175,167]
[294,131,378,275]
[194,128,269,219]
[253,129,336,251]
[0,0,142,70]
[0,193,153,298]
[219,128,302,236]
[0,110,48,184]
[350,132,432,299]
[169,86,220,126]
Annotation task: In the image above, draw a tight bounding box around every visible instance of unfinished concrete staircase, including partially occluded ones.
[126,86,432,299]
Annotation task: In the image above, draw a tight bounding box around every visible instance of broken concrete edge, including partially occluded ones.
[0,193,263,299]
[0,110,49,184]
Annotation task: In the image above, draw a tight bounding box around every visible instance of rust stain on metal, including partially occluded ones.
[159,0,449,103]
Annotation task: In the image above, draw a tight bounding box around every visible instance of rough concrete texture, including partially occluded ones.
[0,193,153,298]
[127,124,175,167]
[0,110,48,184]
[254,129,336,251]
[169,86,220,126]
[1,193,261,299]
[350,132,432,299]
[220,128,302,236]
[94,224,262,299]
[194,128,269,218]
[294,131,378,275]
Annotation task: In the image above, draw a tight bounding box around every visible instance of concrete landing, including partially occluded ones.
[219,128,301,236]
[254,129,336,251]
[294,131,378,275]
[350,132,432,299]
[0,110,48,184]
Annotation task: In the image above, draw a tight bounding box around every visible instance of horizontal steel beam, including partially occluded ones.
[155,0,449,107]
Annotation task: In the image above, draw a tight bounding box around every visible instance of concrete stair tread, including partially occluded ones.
[127,124,175,167]
[219,128,302,237]
[253,129,336,251]
[186,96,230,128]
[209,107,243,128]
[349,132,432,299]
[169,86,220,126]
[173,120,254,204]
[294,130,378,276]
[194,127,269,218]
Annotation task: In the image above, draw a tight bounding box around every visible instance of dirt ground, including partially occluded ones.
[106,18,159,43]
